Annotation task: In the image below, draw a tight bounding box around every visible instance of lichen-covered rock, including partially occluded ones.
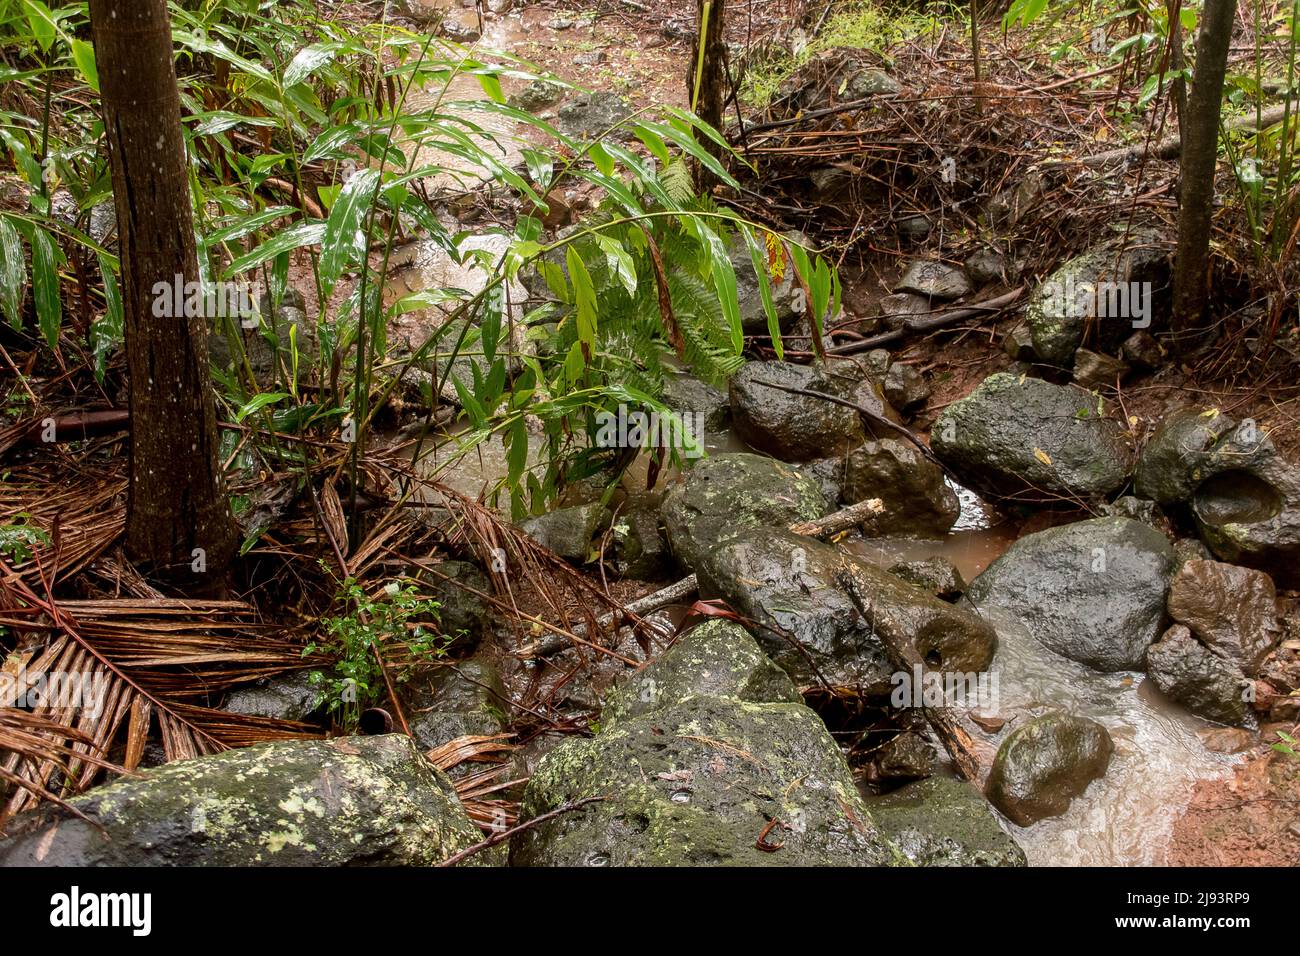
[932,373,1134,500]
[661,453,827,573]
[1134,407,1236,505]
[406,658,510,755]
[842,439,959,536]
[697,529,997,690]
[868,775,1027,866]
[729,361,865,461]
[965,517,1174,672]
[510,621,901,866]
[518,502,611,562]
[1166,559,1280,677]
[1023,234,1169,366]
[1146,624,1255,727]
[0,736,497,866]
[611,502,673,580]
[554,92,634,141]
[985,713,1114,825]
[223,670,321,722]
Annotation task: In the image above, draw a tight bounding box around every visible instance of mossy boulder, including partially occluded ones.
[0,736,497,866]
[1133,407,1236,505]
[661,453,827,574]
[868,775,1027,866]
[518,501,611,562]
[510,621,902,866]
[985,713,1114,826]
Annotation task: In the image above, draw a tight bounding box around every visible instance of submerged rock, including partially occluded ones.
[1146,624,1255,727]
[518,501,611,562]
[932,373,1134,501]
[0,736,495,866]
[661,453,827,574]
[510,620,901,866]
[842,439,959,536]
[985,713,1114,826]
[697,529,997,690]
[965,516,1174,672]
[869,775,1027,866]
[729,361,865,461]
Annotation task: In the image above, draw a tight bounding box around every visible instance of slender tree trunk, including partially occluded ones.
[691,0,728,185]
[1171,0,1239,341]
[89,0,236,588]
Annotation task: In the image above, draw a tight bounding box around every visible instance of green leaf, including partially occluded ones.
[70,38,98,93]
[506,417,528,486]
[223,222,326,279]
[283,44,336,87]
[0,216,27,330]
[594,234,637,297]
[30,227,60,349]
[21,0,58,53]
[741,226,781,360]
[319,169,380,299]
[566,246,599,352]
[235,391,290,423]
[476,73,505,104]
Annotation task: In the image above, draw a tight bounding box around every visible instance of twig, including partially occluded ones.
[438,795,607,866]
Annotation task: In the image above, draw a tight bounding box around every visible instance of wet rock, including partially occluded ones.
[697,529,997,690]
[661,452,827,574]
[876,731,935,780]
[965,248,1007,286]
[0,736,496,866]
[729,361,865,462]
[208,288,316,389]
[1099,495,1165,526]
[984,713,1114,825]
[1119,330,1164,369]
[1166,559,1280,677]
[869,776,1027,866]
[1023,233,1170,367]
[883,361,930,411]
[423,559,493,649]
[985,172,1046,229]
[223,671,320,722]
[662,370,729,432]
[879,292,932,329]
[795,456,847,509]
[846,67,900,97]
[510,621,900,866]
[1134,407,1236,505]
[406,658,510,754]
[1002,324,1037,361]
[842,439,959,536]
[555,92,634,141]
[889,557,966,601]
[932,373,1134,501]
[727,232,807,336]
[1188,423,1300,584]
[518,502,611,562]
[896,214,932,242]
[508,78,566,112]
[1173,537,1214,567]
[1072,348,1127,390]
[1146,624,1255,727]
[611,503,672,580]
[1198,727,1256,754]
[894,260,971,300]
[965,517,1174,672]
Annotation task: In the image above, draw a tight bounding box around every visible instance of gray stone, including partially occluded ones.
[661,452,827,574]
[985,713,1114,825]
[965,248,1007,286]
[879,293,933,330]
[896,214,932,242]
[423,560,492,649]
[1119,330,1164,369]
[965,517,1174,672]
[223,671,320,722]
[555,92,634,141]
[518,502,611,562]
[507,78,566,112]
[889,557,966,601]
[883,361,930,410]
[1147,624,1255,727]
[895,260,971,300]
[510,621,901,866]
[869,775,1027,865]
[842,439,959,536]
[729,361,865,462]
[0,736,496,866]
[1072,348,1127,390]
[1134,407,1236,505]
[698,529,997,690]
[728,231,807,336]
[662,371,729,432]
[611,503,672,580]
[406,658,510,754]
[1003,324,1037,360]
[932,373,1135,501]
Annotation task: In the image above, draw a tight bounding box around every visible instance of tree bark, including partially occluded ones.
[690,0,728,185]
[1171,0,1239,341]
[89,0,236,587]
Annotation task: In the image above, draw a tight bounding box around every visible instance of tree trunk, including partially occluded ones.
[690,0,728,185]
[1171,0,1239,341]
[89,0,236,588]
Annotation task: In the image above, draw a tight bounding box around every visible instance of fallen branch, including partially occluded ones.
[827,286,1025,354]
[438,795,606,867]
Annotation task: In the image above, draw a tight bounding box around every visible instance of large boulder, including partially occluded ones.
[729,361,865,462]
[868,775,1027,866]
[842,439,959,536]
[1023,233,1170,366]
[661,453,827,573]
[510,620,902,866]
[1166,559,1280,677]
[932,373,1134,501]
[1146,624,1255,727]
[0,736,496,866]
[518,502,611,562]
[984,713,1114,825]
[1133,408,1236,505]
[697,529,997,690]
[965,517,1174,672]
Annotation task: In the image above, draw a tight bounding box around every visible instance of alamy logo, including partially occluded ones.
[890,664,999,711]
[1039,273,1152,329]
[151,273,257,323]
[50,887,152,937]
[0,669,107,717]
[594,404,705,459]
